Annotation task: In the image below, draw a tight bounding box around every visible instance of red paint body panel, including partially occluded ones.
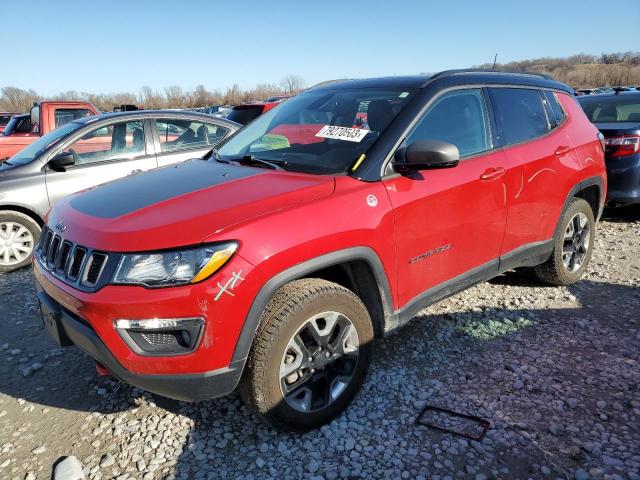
[384,149,508,306]
[0,101,98,159]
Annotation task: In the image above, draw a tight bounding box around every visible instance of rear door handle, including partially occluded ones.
[554,145,571,156]
[129,169,143,175]
[480,166,505,181]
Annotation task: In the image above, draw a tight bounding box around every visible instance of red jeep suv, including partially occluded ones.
[33,71,606,431]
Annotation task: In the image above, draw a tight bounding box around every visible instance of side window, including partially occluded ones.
[54,109,93,129]
[406,89,490,158]
[67,120,145,166]
[542,90,566,127]
[489,88,550,145]
[156,119,209,153]
[205,123,230,146]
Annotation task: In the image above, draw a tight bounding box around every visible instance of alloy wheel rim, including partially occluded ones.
[0,222,34,266]
[279,311,359,413]
[562,212,590,273]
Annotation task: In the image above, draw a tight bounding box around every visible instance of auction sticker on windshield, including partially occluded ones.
[315,125,370,143]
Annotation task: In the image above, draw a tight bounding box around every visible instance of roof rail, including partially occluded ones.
[428,69,553,82]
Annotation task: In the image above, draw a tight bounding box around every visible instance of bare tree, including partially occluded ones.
[280,74,305,94]
[0,86,39,112]
[140,86,165,109]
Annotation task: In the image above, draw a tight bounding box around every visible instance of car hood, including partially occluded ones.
[50,159,335,252]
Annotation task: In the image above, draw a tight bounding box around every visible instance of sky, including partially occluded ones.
[3,0,638,96]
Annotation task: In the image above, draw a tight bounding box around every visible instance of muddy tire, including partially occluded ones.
[239,278,374,431]
[534,197,595,286]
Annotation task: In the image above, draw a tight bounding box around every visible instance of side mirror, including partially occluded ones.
[48,151,75,171]
[393,140,460,172]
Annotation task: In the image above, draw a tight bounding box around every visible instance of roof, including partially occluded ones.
[576,90,640,100]
[307,69,572,94]
[73,109,240,129]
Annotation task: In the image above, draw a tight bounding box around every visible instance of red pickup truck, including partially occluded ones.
[0,101,98,161]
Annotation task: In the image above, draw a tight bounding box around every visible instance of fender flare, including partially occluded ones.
[231,246,394,363]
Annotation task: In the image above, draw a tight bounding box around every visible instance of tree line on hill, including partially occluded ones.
[2,52,640,114]
[0,74,306,113]
[477,52,640,88]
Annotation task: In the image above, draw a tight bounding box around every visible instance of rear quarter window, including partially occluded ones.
[489,88,550,145]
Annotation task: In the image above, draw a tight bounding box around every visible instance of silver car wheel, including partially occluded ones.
[562,212,590,273]
[0,221,35,267]
[279,311,359,413]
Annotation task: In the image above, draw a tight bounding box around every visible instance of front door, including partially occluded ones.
[384,88,508,309]
[45,119,157,207]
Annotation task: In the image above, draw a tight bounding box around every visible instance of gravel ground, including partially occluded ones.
[1,208,639,480]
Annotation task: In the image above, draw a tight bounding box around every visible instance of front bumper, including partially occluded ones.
[36,287,243,402]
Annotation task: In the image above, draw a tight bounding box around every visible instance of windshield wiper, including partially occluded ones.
[226,155,287,171]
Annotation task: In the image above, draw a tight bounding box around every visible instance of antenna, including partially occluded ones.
[492,53,498,70]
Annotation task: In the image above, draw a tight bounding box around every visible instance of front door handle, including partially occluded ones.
[554,145,571,156]
[480,166,506,181]
[129,169,143,175]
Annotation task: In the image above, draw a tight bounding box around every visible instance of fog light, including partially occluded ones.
[114,317,204,356]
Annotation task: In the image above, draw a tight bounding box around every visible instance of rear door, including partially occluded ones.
[45,119,157,207]
[153,117,232,167]
[488,87,577,256]
[384,88,508,308]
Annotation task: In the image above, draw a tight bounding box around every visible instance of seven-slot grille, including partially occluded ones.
[36,226,109,289]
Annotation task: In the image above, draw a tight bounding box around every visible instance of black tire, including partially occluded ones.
[534,197,595,285]
[239,278,374,432]
[0,211,41,273]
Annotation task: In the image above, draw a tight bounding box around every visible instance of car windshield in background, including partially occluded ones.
[226,105,265,125]
[8,121,81,166]
[217,88,416,174]
[578,94,640,123]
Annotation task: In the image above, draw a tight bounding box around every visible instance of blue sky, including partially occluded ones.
[4,0,638,95]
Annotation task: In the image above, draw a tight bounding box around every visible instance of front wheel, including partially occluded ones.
[0,211,41,273]
[239,278,374,431]
[534,197,595,285]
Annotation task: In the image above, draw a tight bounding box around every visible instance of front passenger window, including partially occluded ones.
[405,89,490,158]
[65,120,145,166]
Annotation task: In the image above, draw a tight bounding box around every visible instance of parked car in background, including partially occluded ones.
[264,95,291,103]
[226,102,279,125]
[32,71,605,431]
[0,101,99,161]
[1,114,30,136]
[0,110,239,272]
[0,112,20,133]
[578,90,640,206]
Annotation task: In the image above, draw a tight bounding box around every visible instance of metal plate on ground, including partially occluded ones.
[416,405,490,441]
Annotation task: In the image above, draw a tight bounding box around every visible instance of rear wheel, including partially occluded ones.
[239,278,374,431]
[0,211,41,273]
[534,197,595,285]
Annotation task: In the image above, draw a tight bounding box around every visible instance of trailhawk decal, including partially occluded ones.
[409,244,452,264]
[215,271,244,301]
[315,125,370,143]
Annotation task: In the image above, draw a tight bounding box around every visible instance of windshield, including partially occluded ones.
[226,105,266,125]
[578,94,640,123]
[7,121,81,166]
[217,87,416,174]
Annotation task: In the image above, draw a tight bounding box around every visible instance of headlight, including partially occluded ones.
[113,242,237,287]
